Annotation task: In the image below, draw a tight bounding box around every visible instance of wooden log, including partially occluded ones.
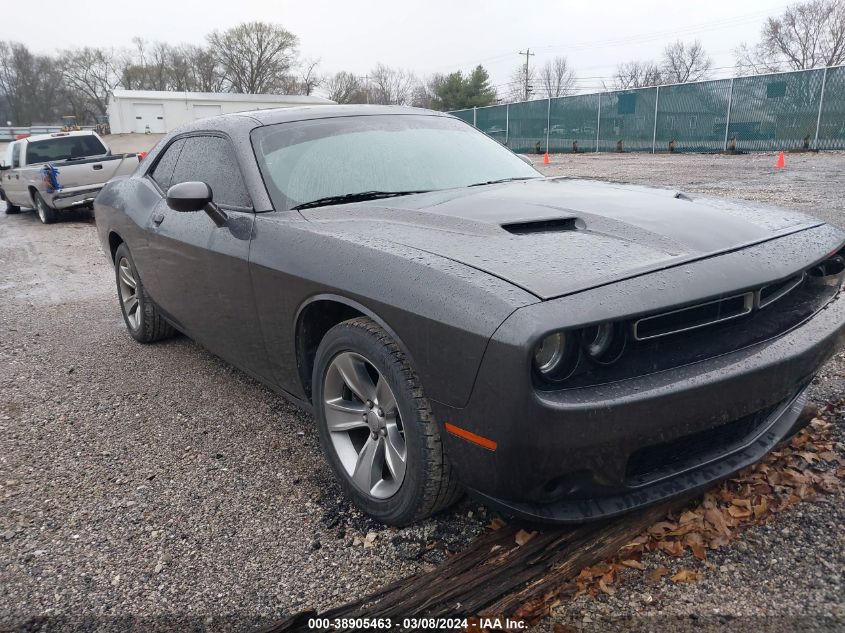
[259,495,693,633]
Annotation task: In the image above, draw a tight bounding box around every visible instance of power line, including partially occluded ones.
[427,5,787,75]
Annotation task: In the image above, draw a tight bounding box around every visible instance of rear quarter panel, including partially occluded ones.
[94,176,159,281]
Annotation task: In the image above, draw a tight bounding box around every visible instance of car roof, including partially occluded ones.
[231,104,452,126]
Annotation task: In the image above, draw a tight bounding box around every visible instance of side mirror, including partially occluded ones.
[166,181,212,212]
[0,163,9,171]
[165,181,228,227]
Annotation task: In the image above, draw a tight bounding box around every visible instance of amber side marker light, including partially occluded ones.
[444,423,497,451]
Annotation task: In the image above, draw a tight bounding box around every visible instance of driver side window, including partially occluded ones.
[149,138,185,192]
[12,143,21,168]
[170,136,252,209]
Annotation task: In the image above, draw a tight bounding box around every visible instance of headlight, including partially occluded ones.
[533,332,580,381]
[533,321,626,387]
[581,322,626,365]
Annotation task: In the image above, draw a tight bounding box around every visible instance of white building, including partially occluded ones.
[107,89,335,134]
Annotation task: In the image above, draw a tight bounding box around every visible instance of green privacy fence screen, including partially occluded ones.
[451,65,845,153]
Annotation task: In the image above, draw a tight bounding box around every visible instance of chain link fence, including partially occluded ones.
[451,65,845,154]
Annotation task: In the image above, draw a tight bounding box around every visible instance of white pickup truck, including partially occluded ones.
[0,131,140,224]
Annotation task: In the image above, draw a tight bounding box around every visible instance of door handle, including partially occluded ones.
[152,212,165,225]
[93,164,103,170]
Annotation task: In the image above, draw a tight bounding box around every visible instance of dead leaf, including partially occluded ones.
[671,569,700,583]
[727,505,752,519]
[621,559,646,570]
[645,566,669,584]
[798,451,820,464]
[515,529,537,546]
[689,542,707,560]
[648,521,678,536]
[678,510,701,525]
[704,508,732,536]
[553,624,577,633]
[657,539,684,557]
[487,518,506,531]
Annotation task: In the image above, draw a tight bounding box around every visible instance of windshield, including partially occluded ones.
[25,135,107,164]
[251,114,541,210]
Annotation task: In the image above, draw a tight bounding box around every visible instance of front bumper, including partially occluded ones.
[432,281,845,524]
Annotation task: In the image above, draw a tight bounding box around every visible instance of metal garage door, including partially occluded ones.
[132,103,166,133]
[193,104,222,120]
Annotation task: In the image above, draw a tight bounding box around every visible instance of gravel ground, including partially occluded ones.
[1,151,843,632]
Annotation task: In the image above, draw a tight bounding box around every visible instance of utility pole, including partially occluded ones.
[517,49,534,101]
[359,75,370,104]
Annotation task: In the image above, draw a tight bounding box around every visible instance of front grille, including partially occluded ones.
[625,402,782,486]
[634,293,753,340]
[560,261,841,390]
[759,273,805,308]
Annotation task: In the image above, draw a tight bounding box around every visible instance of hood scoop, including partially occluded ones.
[501,217,583,235]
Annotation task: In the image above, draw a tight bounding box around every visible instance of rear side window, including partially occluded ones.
[25,135,107,164]
[170,136,251,209]
[149,138,185,192]
[11,143,21,168]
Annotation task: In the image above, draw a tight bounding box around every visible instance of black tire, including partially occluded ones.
[313,317,462,526]
[113,243,175,343]
[33,192,57,224]
[4,197,20,214]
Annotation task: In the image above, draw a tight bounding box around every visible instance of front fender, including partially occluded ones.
[249,212,538,407]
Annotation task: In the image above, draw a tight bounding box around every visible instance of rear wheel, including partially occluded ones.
[113,243,175,343]
[4,198,20,214]
[34,192,56,224]
[313,317,461,526]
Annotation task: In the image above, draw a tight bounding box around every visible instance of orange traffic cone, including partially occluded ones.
[775,150,786,169]
[543,152,550,165]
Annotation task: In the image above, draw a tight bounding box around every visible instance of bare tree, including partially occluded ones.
[661,40,712,83]
[0,42,70,125]
[325,71,365,104]
[611,60,663,89]
[736,0,845,72]
[60,47,120,118]
[507,63,537,102]
[296,59,322,95]
[368,63,416,105]
[538,56,576,98]
[184,45,225,93]
[207,21,299,93]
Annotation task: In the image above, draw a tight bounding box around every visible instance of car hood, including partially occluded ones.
[300,178,823,300]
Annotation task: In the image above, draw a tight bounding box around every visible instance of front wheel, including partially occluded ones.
[313,317,461,526]
[34,192,56,224]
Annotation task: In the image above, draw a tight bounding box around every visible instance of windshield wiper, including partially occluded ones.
[468,176,540,187]
[291,190,430,210]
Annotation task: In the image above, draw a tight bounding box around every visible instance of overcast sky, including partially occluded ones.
[2,0,787,95]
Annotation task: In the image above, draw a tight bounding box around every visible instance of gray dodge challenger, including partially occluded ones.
[94,105,845,526]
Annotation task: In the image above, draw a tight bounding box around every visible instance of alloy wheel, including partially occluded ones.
[36,198,47,223]
[117,257,141,329]
[323,351,406,499]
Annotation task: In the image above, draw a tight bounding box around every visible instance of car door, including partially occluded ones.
[143,134,272,381]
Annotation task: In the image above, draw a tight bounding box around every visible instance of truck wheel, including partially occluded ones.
[313,317,462,526]
[113,243,175,343]
[4,199,20,214]
[34,193,57,224]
